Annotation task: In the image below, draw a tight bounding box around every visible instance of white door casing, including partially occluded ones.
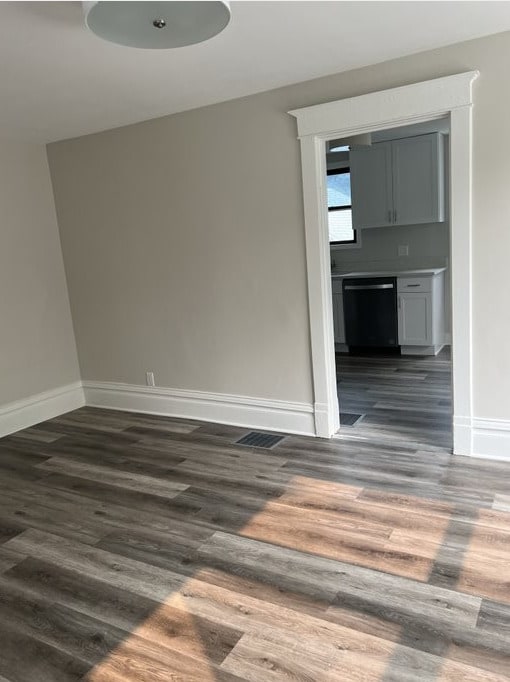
[289,71,479,455]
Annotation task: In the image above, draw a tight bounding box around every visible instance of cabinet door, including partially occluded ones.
[392,133,444,225]
[350,143,393,229]
[332,292,345,343]
[398,292,433,346]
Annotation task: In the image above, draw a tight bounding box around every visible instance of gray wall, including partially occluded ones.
[0,141,80,406]
[48,31,510,420]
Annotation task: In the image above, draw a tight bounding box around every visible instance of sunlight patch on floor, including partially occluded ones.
[238,476,452,581]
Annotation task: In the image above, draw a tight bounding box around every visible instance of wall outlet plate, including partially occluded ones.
[398,245,409,257]
[146,371,155,387]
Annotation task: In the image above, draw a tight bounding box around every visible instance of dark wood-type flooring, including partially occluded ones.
[0,402,509,680]
[337,348,452,451]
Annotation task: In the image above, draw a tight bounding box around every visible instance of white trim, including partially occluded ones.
[83,381,315,436]
[452,415,473,456]
[448,103,475,456]
[471,418,510,462]
[298,135,341,436]
[289,71,479,456]
[4,380,509,462]
[0,382,85,438]
[400,344,445,356]
[289,72,478,138]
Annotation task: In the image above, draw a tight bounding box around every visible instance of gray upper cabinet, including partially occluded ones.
[350,133,445,229]
[392,134,445,225]
[350,141,393,229]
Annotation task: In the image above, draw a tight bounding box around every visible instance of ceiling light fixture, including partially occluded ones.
[83,1,231,49]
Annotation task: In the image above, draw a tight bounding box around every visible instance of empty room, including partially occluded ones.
[1,1,510,680]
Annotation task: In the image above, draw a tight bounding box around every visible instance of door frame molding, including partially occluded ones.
[289,71,479,455]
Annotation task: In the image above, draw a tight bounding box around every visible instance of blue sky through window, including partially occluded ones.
[327,172,351,207]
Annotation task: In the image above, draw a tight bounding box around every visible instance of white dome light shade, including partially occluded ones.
[83,1,231,49]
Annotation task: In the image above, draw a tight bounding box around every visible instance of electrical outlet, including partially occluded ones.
[146,371,155,387]
[398,245,409,257]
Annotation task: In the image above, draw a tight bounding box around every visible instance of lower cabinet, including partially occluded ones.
[398,292,432,346]
[397,273,445,355]
[332,272,446,355]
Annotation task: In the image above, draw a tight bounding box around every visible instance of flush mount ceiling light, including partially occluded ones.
[83,1,231,49]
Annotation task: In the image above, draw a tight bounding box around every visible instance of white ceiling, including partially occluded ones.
[2,1,510,143]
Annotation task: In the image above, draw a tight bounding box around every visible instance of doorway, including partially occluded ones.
[289,71,478,456]
[327,120,452,451]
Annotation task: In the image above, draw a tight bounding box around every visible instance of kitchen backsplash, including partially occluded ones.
[330,222,449,274]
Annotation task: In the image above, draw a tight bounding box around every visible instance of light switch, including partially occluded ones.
[398,245,409,257]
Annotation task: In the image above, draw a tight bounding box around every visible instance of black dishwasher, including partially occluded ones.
[343,277,398,349]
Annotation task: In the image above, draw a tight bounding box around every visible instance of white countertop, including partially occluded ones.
[331,267,446,279]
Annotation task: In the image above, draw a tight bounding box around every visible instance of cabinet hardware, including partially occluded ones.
[406,283,420,287]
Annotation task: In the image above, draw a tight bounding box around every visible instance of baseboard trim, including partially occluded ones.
[453,416,473,456]
[4,380,508,461]
[83,381,315,436]
[472,418,510,462]
[401,344,445,356]
[0,382,85,439]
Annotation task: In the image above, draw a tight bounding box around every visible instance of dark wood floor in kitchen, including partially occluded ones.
[337,347,452,451]
[0,402,509,681]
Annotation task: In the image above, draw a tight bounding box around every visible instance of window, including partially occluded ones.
[327,168,356,245]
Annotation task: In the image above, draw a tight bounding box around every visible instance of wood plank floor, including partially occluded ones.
[337,347,452,451]
[0,404,509,681]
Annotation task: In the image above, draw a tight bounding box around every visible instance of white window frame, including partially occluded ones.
[289,71,479,456]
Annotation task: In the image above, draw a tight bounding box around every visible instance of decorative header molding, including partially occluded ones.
[289,71,479,138]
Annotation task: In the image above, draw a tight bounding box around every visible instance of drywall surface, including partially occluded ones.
[48,31,509,418]
[0,141,80,405]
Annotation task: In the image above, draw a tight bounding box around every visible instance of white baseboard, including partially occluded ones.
[83,381,315,436]
[3,379,509,462]
[472,418,510,462]
[454,415,510,461]
[453,416,473,456]
[0,382,85,439]
[401,344,445,356]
